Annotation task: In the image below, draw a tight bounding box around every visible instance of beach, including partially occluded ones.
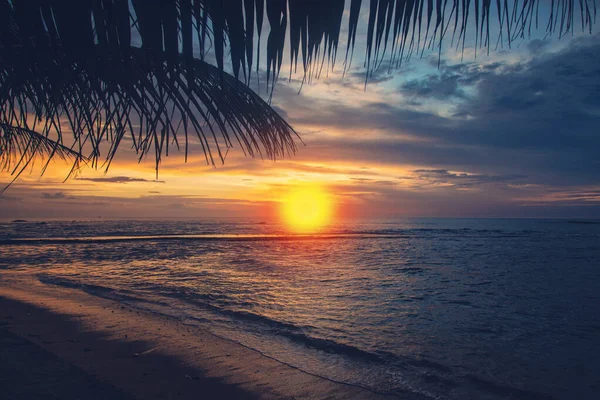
[0,276,400,400]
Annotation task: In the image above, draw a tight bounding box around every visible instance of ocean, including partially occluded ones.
[1,218,599,399]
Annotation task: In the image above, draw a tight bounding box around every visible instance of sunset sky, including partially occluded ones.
[1,3,599,222]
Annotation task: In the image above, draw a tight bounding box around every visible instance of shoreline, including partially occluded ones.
[0,278,406,400]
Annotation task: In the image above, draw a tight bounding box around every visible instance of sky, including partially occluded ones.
[1,2,599,222]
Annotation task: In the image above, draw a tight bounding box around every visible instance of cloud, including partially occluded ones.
[399,62,492,100]
[527,39,552,54]
[349,61,396,85]
[515,187,600,207]
[364,58,502,102]
[0,194,21,202]
[41,191,67,199]
[278,34,600,189]
[411,169,526,189]
[271,105,289,119]
[1,186,276,220]
[75,176,165,184]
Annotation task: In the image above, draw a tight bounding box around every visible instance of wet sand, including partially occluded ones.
[0,278,405,400]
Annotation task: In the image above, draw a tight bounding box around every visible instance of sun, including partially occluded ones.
[281,186,332,233]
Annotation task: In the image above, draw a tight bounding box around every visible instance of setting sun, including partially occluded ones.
[281,186,332,232]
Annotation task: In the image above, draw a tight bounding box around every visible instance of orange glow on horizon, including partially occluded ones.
[281,185,332,233]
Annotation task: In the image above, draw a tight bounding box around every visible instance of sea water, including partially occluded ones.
[1,218,599,399]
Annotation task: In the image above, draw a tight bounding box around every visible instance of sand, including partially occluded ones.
[0,277,408,400]
[0,325,134,399]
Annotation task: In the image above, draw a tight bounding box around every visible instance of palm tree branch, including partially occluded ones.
[0,122,88,192]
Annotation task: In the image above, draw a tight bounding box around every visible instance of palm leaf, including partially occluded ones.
[0,122,88,192]
[1,47,298,173]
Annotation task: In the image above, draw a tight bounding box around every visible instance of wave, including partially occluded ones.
[37,275,171,307]
[0,233,399,244]
[38,274,392,361]
[566,220,600,225]
[464,374,556,400]
[38,274,452,371]
[284,331,385,362]
[36,273,558,400]
[0,227,545,245]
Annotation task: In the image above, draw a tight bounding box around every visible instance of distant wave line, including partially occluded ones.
[0,233,410,245]
[0,229,564,244]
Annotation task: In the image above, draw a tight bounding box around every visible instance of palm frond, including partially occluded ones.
[1,0,299,181]
[1,47,298,174]
[0,122,88,192]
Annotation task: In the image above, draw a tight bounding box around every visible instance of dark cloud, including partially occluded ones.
[401,73,466,100]
[527,39,552,54]
[76,176,165,184]
[0,194,21,202]
[349,61,396,85]
[283,34,600,188]
[437,37,600,186]
[349,177,397,186]
[271,105,289,119]
[41,191,67,199]
[167,202,188,209]
[412,169,526,188]
[400,61,501,100]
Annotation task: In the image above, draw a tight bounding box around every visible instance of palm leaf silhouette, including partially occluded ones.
[0,0,596,186]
